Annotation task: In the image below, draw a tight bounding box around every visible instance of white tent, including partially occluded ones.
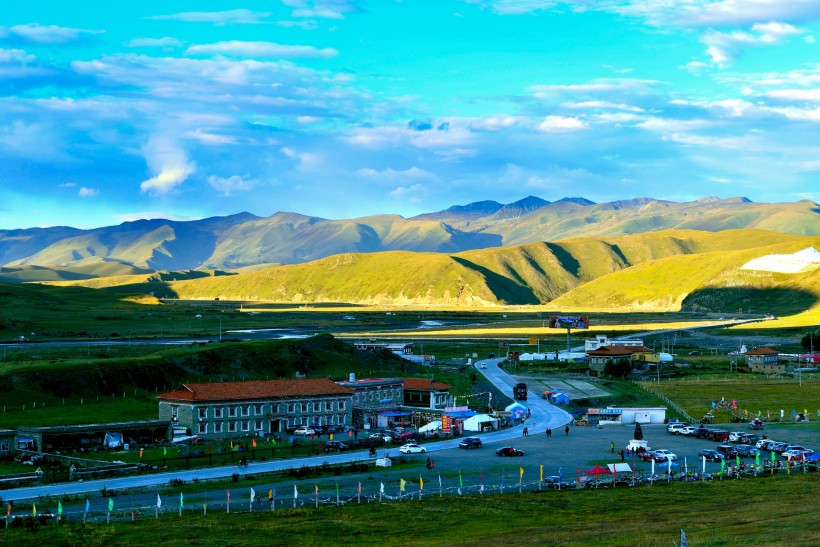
[519,352,534,361]
[607,463,632,474]
[419,420,442,433]
[463,413,498,432]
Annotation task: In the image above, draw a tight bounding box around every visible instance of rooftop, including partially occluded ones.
[158,378,353,403]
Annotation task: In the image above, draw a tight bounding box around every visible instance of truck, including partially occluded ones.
[513,383,528,400]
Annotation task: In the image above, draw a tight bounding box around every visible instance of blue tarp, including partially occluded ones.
[445,410,477,419]
[379,411,411,417]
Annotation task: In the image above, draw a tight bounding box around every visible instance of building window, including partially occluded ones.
[301,403,308,413]
[214,422,223,433]
[241,405,250,417]
[215,407,223,418]
[255,419,263,431]
[288,403,295,413]
[228,421,237,432]
[228,406,238,418]
[338,401,345,410]
[242,420,250,432]
[0,442,9,452]
[313,402,321,412]
[198,422,208,434]
[287,418,295,427]
[254,404,264,415]
[198,407,207,419]
[325,401,332,411]
[170,406,179,418]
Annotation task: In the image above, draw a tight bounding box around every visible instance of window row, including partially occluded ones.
[196,400,346,419]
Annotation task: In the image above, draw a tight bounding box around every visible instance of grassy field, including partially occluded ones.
[4,474,818,546]
[650,376,820,423]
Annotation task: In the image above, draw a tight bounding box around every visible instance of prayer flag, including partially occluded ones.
[157,494,162,508]
[32,503,36,517]
[420,477,424,490]
[250,488,256,502]
[380,482,385,494]
[720,459,726,474]
[458,471,463,487]
[399,478,406,492]
[139,448,143,459]
[84,499,90,515]
[314,485,318,496]
[329,433,334,440]
[681,529,688,547]
[163,447,167,456]
[252,439,257,448]
[268,489,273,501]
[108,498,114,512]
[6,502,11,519]
[179,492,183,508]
[357,482,362,494]
[519,467,524,483]
[294,485,298,499]
[540,464,543,482]
[58,501,62,516]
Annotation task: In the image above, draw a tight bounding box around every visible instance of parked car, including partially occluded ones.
[544,475,570,489]
[294,427,316,436]
[324,441,349,452]
[783,449,813,461]
[698,449,724,462]
[717,444,738,457]
[739,434,760,444]
[496,447,524,457]
[458,437,483,449]
[728,431,745,442]
[709,430,730,442]
[749,419,764,430]
[762,440,781,451]
[784,445,811,453]
[653,449,677,461]
[667,422,689,434]
[734,444,760,457]
[397,432,419,443]
[755,439,770,450]
[369,432,393,443]
[638,451,659,462]
[679,426,697,436]
[693,428,711,439]
[399,443,426,454]
[770,442,788,453]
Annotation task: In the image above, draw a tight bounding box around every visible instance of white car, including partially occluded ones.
[679,426,696,436]
[399,443,426,454]
[654,449,677,461]
[666,422,687,434]
[728,431,745,442]
[755,439,770,449]
[294,427,316,436]
[369,432,393,443]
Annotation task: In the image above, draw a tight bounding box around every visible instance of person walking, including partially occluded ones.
[611,441,615,454]
[565,425,569,436]
[546,428,552,438]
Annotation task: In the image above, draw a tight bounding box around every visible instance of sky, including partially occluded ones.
[2,1,820,229]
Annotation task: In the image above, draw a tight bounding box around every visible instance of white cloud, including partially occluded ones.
[8,23,103,44]
[680,61,709,75]
[537,115,588,132]
[700,22,802,65]
[356,166,435,181]
[127,37,183,48]
[184,41,338,59]
[115,211,200,223]
[283,0,358,19]
[207,175,255,195]
[184,128,237,145]
[562,100,645,112]
[78,187,99,197]
[150,10,270,25]
[139,136,195,195]
[469,115,520,130]
[763,88,820,102]
[388,183,427,203]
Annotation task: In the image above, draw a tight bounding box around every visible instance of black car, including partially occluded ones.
[739,434,760,444]
[496,447,524,457]
[735,444,760,457]
[717,444,738,458]
[324,441,349,452]
[458,437,483,449]
[693,427,711,439]
[698,449,724,462]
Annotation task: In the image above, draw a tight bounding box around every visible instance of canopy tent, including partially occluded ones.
[584,464,612,477]
[418,420,442,433]
[518,353,534,361]
[657,461,679,472]
[463,413,499,432]
[607,463,632,474]
[444,410,477,419]
[505,402,528,420]
[551,392,570,405]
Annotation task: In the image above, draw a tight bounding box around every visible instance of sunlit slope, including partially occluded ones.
[548,239,820,314]
[165,230,814,306]
[486,199,820,245]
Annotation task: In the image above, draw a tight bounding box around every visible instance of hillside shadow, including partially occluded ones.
[544,242,581,277]
[681,287,818,316]
[451,256,539,304]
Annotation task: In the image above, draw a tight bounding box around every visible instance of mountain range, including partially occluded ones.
[1,196,818,282]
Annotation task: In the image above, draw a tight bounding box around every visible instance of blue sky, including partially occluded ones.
[2,1,820,229]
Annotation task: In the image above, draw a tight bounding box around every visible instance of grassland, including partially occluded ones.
[4,474,818,546]
[650,376,820,422]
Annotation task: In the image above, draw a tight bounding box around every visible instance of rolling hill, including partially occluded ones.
[52,229,816,317]
[1,197,817,278]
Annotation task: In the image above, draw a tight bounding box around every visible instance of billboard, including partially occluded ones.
[549,315,589,329]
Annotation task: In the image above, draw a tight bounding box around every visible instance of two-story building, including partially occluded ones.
[586,345,652,377]
[336,375,404,428]
[746,347,784,373]
[402,378,451,409]
[158,378,354,438]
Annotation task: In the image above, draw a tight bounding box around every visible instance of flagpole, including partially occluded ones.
[227,490,231,514]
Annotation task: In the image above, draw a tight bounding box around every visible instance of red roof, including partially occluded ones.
[745,347,779,356]
[587,345,652,356]
[158,378,353,403]
[403,378,451,391]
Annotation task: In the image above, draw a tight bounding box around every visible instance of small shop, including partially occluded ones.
[582,408,623,426]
